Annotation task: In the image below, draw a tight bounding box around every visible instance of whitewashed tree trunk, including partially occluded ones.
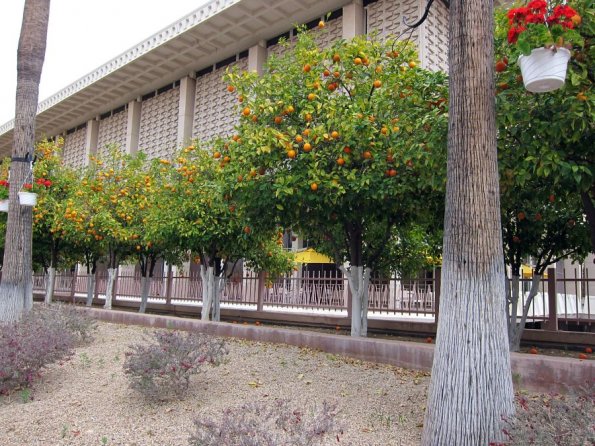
[44,266,56,304]
[200,266,213,321]
[341,266,371,337]
[421,0,514,443]
[509,274,542,352]
[85,274,96,307]
[139,274,152,313]
[103,268,117,310]
[0,0,50,322]
[212,275,225,322]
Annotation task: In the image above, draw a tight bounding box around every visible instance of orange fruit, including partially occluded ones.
[388,169,397,177]
[286,105,295,114]
[354,57,362,65]
[328,83,337,91]
[323,69,330,77]
[586,347,593,354]
[333,71,340,78]
[302,128,311,136]
[243,226,251,234]
[287,149,297,159]
[373,79,382,88]
[310,182,318,191]
[571,14,581,26]
[331,131,339,139]
[303,63,311,73]
[363,151,372,159]
[213,152,221,159]
[308,93,316,101]
[274,116,283,124]
[227,85,235,93]
[305,113,313,122]
[318,20,325,28]
[336,158,345,166]
[242,107,251,116]
[343,146,351,154]
[303,143,312,152]
[426,337,433,343]
[333,54,341,63]
[579,353,588,360]
[409,61,416,68]
[295,135,303,143]
[517,212,526,221]
[529,347,538,355]
[380,127,388,135]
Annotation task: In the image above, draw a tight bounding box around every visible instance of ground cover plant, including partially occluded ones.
[0,303,96,395]
[189,399,342,446]
[123,330,228,399]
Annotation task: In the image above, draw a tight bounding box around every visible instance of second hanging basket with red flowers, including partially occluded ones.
[506,0,583,93]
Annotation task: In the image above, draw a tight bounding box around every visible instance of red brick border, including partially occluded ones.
[86,308,594,394]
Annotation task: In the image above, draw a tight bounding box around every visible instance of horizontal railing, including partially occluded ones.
[29,267,594,333]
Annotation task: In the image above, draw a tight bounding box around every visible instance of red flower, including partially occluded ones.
[23,183,32,190]
[44,180,52,187]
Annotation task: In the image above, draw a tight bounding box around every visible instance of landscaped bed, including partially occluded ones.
[0,321,429,445]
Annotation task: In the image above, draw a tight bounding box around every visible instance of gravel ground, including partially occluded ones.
[0,322,429,446]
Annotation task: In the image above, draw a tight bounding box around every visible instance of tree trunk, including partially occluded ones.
[341,266,371,337]
[509,274,542,352]
[138,273,152,313]
[200,265,212,321]
[422,1,514,444]
[0,0,50,322]
[212,275,225,322]
[85,273,96,307]
[507,274,520,345]
[103,268,117,310]
[44,266,56,304]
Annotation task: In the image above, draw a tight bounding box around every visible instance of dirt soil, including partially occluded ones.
[0,321,431,446]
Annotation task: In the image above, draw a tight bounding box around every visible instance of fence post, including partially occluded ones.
[256,271,266,312]
[165,264,173,306]
[70,267,78,303]
[544,267,558,331]
[434,267,441,322]
[94,269,100,301]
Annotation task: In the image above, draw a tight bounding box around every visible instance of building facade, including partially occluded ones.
[0,0,450,165]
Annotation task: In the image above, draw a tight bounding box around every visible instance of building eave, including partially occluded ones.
[0,0,350,156]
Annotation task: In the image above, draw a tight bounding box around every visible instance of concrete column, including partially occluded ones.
[343,0,365,39]
[177,76,196,147]
[248,40,267,75]
[84,118,99,165]
[125,99,142,154]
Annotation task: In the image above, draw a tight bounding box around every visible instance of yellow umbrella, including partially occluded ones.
[294,248,334,264]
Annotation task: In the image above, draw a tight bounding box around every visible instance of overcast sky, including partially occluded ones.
[0,0,209,125]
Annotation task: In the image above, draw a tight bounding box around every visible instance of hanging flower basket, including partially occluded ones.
[18,191,37,206]
[0,200,8,212]
[518,47,571,93]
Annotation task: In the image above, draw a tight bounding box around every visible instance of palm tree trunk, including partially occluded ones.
[422,1,514,444]
[0,0,51,322]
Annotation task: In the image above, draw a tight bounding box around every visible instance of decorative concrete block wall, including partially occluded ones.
[366,0,420,41]
[62,126,87,168]
[193,57,248,142]
[422,0,448,72]
[313,16,343,48]
[97,110,127,157]
[138,87,180,159]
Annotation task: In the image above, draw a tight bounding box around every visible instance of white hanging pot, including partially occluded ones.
[518,47,571,93]
[0,200,8,212]
[18,191,37,206]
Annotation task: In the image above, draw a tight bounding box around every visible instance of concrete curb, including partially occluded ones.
[86,308,594,394]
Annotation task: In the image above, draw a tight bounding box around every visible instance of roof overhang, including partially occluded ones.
[0,0,351,156]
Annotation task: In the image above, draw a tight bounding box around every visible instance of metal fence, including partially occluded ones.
[30,266,594,333]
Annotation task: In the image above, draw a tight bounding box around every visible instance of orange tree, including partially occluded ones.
[146,142,293,321]
[76,146,146,310]
[223,30,448,336]
[30,139,80,303]
[495,0,594,251]
[500,170,590,351]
